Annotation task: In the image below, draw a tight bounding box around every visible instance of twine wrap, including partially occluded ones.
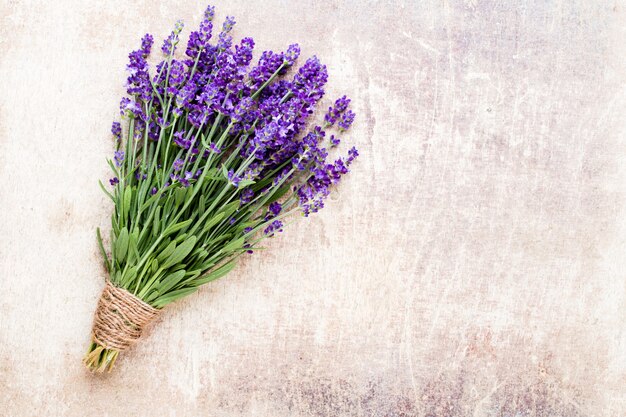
[91,281,159,351]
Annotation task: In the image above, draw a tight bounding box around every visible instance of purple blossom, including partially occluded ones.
[111,122,122,139]
[126,34,154,102]
[240,188,254,205]
[107,5,358,239]
[231,97,253,121]
[264,220,283,236]
[173,158,184,172]
[167,60,186,95]
[134,170,147,180]
[227,170,241,187]
[249,50,285,89]
[173,131,192,149]
[222,16,235,32]
[209,143,221,154]
[185,6,215,60]
[268,202,282,218]
[109,177,119,186]
[162,20,184,55]
[338,110,355,131]
[120,97,143,118]
[347,146,359,165]
[234,37,254,66]
[292,56,328,102]
[284,43,300,66]
[324,95,351,126]
[114,151,125,167]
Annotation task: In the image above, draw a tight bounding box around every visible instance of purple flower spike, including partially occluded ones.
[324,95,351,126]
[284,43,300,66]
[162,20,184,55]
[111,122,122,139]
[264,220,284,236]
[209,143,221,154]
[347,146,359,165]
[222,16,236,32]
[109,177,119,186]
[125,34,154,102]
[227,170,241,187]
[338,109,355,131]
[114,151,125,167]
[240,188,254,205]
[249,50,285,89]
[173,158,184,172]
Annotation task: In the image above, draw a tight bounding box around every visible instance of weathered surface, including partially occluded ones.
[1,0,625,416]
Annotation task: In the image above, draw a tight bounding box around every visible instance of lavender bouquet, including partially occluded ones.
[85,4,358,372]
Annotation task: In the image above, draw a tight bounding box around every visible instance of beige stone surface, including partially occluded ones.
[1,0,625,416]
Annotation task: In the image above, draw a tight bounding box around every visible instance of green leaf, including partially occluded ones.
[115,227,129,263]
[127,228,139,264]
[205,233,232,249]
[201,212,225,234]
[161,236,197,269]
[122,186,133,225]
[98,180,115,202]
[144,290,160,303]
[221,237,245,253]
[152,287,198,308]
[175,187,187,207]
[152,206,161,237]
[140,189,163,212]
[238,179,256,188]
[193,259,237,286]
[163,219,192,237]
[157,270,186,295]
[156,240,177,264]
[150,258,159,274]
[121,265,138,287]
[96,227,110,272]
[216,200,239,219]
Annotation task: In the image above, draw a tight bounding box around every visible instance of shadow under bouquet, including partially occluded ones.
[85,4,358,372]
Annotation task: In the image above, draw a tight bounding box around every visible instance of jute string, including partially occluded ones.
[91,281,160,351]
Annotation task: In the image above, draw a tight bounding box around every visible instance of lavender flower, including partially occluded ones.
[95,6,360,374]
[114,151,125,167]
[227,170,241,187]
[240,188,254,205]
[111,122,122,140]
[173,158,184,171]
[162,20,184,55]
[338,110,356,131]
[209,143,221,154]
[324,95,351,126]
[284,43,300,66]
[249,50,285,89]
[264,220,284,236]
[126,34,154,102]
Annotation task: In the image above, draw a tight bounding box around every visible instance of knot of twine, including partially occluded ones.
[92,281,159,351]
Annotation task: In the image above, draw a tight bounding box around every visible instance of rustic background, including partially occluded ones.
[1,0,625,416]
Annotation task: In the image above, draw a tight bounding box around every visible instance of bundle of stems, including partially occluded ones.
[85,4,358,372]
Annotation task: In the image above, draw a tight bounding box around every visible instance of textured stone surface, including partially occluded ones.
[1,1,625,416]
